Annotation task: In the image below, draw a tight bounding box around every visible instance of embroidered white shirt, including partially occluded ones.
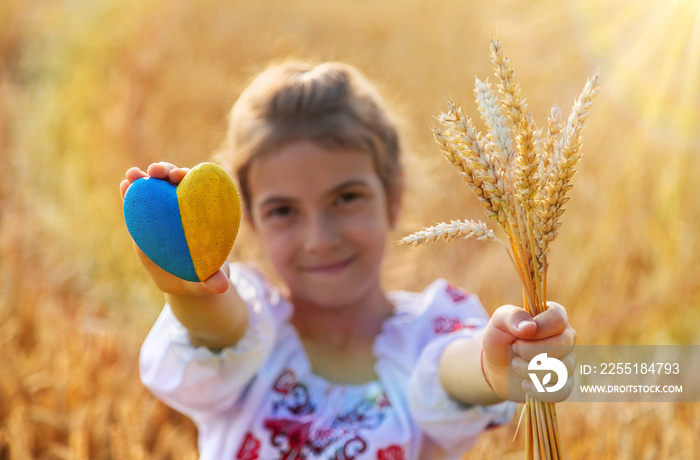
[140,263,515,460]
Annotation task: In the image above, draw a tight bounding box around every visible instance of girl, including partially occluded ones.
[120,61,576,459]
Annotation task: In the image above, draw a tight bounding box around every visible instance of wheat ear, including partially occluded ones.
[534,71,600,268]
[398,219,505,247]
[490,39,527,127]
[474,77,515,167]
[437,103,509,225]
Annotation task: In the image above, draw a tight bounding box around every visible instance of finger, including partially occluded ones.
[121,168,149,199]
[561,352,577,375]
[484,304,537,346]
[482,305,536,367]
[512,327,577,361]
[146,162,178,180]
[527,302,570,341]
[119,179,131,199]
[168,167,190,185]
[201,269,230,295]
[125,167,148,183]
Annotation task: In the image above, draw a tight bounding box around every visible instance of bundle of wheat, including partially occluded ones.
[400,39,599,459]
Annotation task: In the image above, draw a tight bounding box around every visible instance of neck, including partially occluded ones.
[289,285,393,352]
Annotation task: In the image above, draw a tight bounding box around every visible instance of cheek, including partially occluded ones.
[355,202,391,234]
[344,212,389,252]
[258,228,296,269]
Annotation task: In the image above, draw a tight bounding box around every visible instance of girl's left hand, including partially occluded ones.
[481,302,577,402]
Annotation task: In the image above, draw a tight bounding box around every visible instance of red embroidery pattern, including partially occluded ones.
[432,316,467,334]
[445,284,468,303]
[265,418,313,453]
[263,369,392,459]
[377,445,405,460]
[273,369,297,395]
[331,436,367,460]
[236,433,261,460]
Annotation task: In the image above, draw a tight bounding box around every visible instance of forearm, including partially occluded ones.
[133,242,249,349]
[166,278,249,350]
[439,336,505,406]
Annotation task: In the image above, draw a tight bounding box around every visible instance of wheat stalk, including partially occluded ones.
[402,38,599,460]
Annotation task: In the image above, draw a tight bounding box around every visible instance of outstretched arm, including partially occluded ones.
[121,162,249,350]
[439,302,576,406]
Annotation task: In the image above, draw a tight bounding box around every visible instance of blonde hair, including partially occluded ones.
[218,61,403,211]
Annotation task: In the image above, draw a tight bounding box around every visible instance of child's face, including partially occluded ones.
[247,140,398,309]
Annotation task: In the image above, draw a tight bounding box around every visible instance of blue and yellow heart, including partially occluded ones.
[123,162,241,282]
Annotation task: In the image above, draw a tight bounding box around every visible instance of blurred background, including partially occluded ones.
[0,0,698,458]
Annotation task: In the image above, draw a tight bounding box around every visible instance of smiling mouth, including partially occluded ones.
[301,256,356,274]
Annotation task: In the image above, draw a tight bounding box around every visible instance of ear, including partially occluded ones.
[387,171,404,229]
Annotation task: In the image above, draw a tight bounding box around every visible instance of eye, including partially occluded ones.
[265,205,295,219]
[335,191,362,206]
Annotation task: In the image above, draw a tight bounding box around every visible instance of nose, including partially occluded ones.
[303,211,340,252]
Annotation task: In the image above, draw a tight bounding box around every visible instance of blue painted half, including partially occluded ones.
[123,178,199,282]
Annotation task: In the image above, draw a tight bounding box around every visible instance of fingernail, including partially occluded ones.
[517,320,531,330]
[522,380,534,393]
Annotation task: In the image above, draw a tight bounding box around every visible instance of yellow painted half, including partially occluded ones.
[177,162,241,281]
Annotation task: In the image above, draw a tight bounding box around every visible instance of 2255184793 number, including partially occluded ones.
[599,362,680,375]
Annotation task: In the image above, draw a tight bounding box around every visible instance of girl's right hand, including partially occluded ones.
[120,162,231,296]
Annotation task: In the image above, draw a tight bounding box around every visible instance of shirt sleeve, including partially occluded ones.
[409,331,516,454]
[139,263,289,419]
[402,279,516,454]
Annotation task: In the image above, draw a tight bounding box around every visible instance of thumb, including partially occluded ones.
[482,304,536,365]
[201,269,231,294]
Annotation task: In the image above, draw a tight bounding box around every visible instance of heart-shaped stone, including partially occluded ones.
[123,162,241,282]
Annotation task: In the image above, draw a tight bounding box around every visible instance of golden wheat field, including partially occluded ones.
[1,0,699,458]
